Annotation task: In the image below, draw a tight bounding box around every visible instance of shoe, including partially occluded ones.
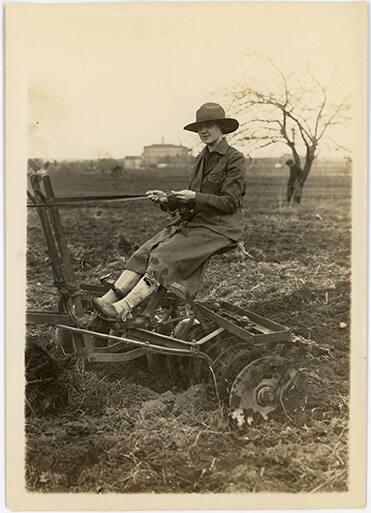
[92,297,118,319]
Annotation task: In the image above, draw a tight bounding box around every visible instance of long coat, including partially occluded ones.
[125,138,246,299]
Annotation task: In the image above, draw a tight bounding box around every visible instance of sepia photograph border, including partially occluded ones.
[5,2,368,510]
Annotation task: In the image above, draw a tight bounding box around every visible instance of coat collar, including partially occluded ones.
[202,138,229,157]
[190,138,230,191]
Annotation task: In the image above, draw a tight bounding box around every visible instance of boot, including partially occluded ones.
[93,270,142,318]
[112,274,160,320]
[92,297,118,319]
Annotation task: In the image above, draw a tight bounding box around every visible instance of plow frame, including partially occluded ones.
[26,169,291,365]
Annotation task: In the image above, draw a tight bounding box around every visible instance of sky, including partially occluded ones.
[25,2,365,160]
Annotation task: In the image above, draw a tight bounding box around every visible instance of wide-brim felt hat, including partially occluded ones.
[184,102,239,134]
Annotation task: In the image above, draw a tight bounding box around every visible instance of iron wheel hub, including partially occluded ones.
[229,355,296,426]
[256,384,276,407]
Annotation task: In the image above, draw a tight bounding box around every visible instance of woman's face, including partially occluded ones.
[197,122,223,146]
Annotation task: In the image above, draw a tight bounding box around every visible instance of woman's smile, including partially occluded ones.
[198,123,223,147]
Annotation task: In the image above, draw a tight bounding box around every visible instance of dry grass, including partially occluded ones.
[25,170,350,493]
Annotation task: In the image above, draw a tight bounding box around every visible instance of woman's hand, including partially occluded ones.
[146,190,168,204]
[170,189,196,202]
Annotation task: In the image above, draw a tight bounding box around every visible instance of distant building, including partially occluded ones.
[124,156,143,169]
[142,144,192,168]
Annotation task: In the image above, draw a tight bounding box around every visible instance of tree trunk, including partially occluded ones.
[289,144,301,169]
[290,147,316,204]
[303,147,316,183]
[292,180,304,204]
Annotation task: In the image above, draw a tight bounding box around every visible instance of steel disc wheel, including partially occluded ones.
[204,334,238,361]
[187,333,240,383]
[213,342,251,381]
[216,347,266,398]
[228,355,297,427]
[55,327,74,354]
[25,339,67,414]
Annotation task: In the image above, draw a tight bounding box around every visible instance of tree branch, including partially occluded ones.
[226,55,350,186]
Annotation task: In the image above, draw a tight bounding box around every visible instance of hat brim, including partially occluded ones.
[183,118,239,134]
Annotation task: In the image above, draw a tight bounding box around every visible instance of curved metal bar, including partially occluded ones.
[56,324,197,355]
[55,325,222,404]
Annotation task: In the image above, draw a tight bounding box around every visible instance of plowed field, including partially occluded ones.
[26,167,351,493]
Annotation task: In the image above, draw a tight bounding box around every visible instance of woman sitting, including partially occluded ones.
[93,102,246,321]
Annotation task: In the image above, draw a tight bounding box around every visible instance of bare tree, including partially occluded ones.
[228,55,351,202]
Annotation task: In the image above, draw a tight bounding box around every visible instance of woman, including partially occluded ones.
[93,102,246,321]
